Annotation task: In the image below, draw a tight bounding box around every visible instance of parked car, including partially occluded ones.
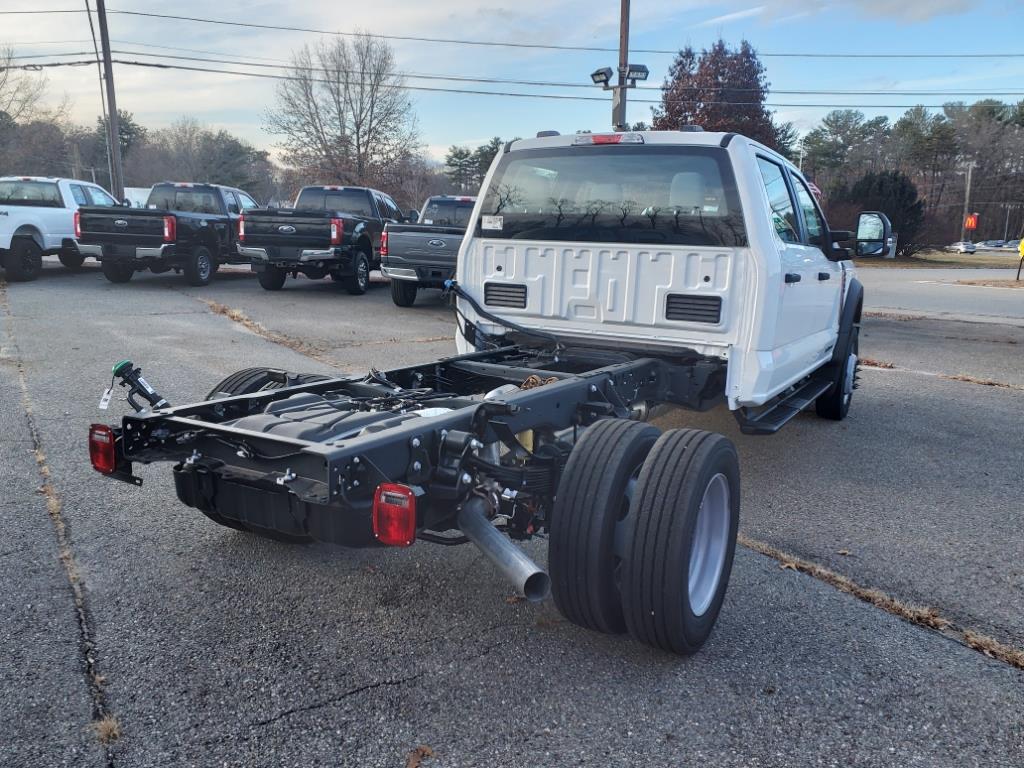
[238,185,407,294]
[1005,239,1020,250]
[90,128,891,657]
[382,195,477,306]
[75,182,258,285]
[0,176,118,281]
[976,240,1005,249]
[948,241,977,253]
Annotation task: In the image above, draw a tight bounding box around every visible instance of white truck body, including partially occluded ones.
[455,130,868,410]
[0,176,117,252]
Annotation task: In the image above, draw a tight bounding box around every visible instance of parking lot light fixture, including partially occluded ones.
[624,63,649,82]
[591,67,614,89]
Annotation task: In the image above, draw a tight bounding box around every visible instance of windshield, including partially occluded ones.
[0,180,63,208]
[478,145,746,247]
[421,198,475,227]
[295,188,376,217]
[147,186,222,214]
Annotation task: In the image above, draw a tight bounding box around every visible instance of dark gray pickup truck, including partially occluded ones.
[382,195,476,306]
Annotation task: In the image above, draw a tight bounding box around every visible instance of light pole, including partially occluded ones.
[959,161,975,243]
[589,0,648,131]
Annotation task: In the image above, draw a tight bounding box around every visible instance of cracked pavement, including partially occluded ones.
[1,261,1021,767]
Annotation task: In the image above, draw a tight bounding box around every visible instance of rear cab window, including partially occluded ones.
[296,187,376,218]
[86,187,117,206]
[422,198,475,226]
[477,145,746,247]
[0,180,64,208]
[146,185,223,215]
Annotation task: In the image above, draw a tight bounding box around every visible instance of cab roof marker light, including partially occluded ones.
[572,132,644,146]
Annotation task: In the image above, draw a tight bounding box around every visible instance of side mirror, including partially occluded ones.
[854,211,892,258]
[406,210,419,223]
[122,198,131,207]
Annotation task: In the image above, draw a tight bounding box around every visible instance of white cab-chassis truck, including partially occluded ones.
[89,130,890,655]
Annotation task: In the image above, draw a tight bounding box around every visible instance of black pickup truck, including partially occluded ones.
[238,186,409,294]
[76,183,258,285]
[382,195,476,307]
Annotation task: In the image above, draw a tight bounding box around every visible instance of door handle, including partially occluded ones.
[817,272,831,281]
[784,273,801,284]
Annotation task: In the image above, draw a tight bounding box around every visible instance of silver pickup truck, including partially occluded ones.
[381,195,476,306]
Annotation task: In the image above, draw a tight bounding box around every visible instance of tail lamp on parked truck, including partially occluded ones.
[238,213,246,243]
[380,231,389,258]
[163,215,176,243]
[74,210,82,239]
[330,217,344,246]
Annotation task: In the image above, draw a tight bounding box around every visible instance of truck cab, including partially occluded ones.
[454,130,889,419]
[0,176,118,281]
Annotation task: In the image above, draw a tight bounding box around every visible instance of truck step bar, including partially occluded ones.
[734,377,834,435]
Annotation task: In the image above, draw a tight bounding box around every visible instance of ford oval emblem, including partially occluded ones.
[113,219,128,227]
[278,224,297,234]
[427,239,446,248]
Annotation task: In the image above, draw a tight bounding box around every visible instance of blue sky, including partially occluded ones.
[6,0,1022,160]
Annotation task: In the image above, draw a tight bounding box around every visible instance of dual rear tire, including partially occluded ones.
[550,420,740,655]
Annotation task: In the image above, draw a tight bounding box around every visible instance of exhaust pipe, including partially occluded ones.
[457,496,551,603]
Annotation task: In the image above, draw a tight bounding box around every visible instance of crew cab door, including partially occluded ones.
[754,156,836,393]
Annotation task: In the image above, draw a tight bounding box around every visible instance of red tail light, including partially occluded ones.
[162,215,176,243]
[330,217,344,246]
[372,483,417,547]
[89,424,117,474]
[380,231,388,258]
[74,210,82,239]
[238,213,245,242]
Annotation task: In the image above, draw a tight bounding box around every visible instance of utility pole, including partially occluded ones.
[95,0,124,200]
[611,0,630,131]
[959,161,974,242]
[1004,205,1012,242]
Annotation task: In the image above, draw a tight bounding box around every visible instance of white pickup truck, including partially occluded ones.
[89,129,890,657]
[0,176,119,281]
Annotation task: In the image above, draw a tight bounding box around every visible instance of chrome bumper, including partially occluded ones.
[381,265,418,281]
[77,243,173,259]
[237,245,336,263]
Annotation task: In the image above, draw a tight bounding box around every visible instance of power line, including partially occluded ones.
[18,47,1024,98]
[0,9,86,13]
[108,58,1013,109]
[105,9,1024,59]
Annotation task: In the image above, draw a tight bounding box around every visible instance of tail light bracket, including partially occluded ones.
[88,424,143,486]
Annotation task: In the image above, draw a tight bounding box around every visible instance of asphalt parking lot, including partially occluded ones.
[2,261,1022,767]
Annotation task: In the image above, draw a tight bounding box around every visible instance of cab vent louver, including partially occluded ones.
[665,294,722,323]
[484,282,527,309]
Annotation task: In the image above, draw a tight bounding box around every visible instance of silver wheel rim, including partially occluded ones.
[358,258,369,287]
[842,352,858,404]
[688,473,730,617]
[197,253,210,281]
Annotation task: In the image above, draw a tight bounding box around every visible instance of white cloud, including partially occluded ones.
[694,6,766,28]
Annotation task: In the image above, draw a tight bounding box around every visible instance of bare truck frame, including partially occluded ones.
[91,336,739,655]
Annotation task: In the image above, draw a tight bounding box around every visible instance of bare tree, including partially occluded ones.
[265,34,418,184]
[0,45,47,123]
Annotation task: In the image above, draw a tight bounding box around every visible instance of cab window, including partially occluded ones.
[237,192,259,210]
[792,175,826,247]
[70,184,89,206]
[756,158,799,244]
[86,187,117,206]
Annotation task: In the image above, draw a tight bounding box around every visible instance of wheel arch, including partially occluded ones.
[13,225,45,249]
[831,276,863,367]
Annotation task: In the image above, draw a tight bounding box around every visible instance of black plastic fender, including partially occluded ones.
[831,275,863,367]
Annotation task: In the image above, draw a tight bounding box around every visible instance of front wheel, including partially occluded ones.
[101,260,134,283]
[4,237,43,282]
[344,251,370,295]
[816,322,859,420]
[620,429,740,655]
[184,245,214,286]
[257,266,287,291]
[390,278,418,307]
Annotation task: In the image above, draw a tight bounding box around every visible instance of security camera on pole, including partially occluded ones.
[589,0,648,131]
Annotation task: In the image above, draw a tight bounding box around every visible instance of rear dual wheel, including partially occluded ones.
[390,278,418,307]
[550,422,740,655]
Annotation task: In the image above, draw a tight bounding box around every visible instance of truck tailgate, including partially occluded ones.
[77,207,164,246]
[385,225,463,268]
[242,210,332,251]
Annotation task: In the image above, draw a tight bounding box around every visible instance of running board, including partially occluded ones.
[734,378,834,435]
